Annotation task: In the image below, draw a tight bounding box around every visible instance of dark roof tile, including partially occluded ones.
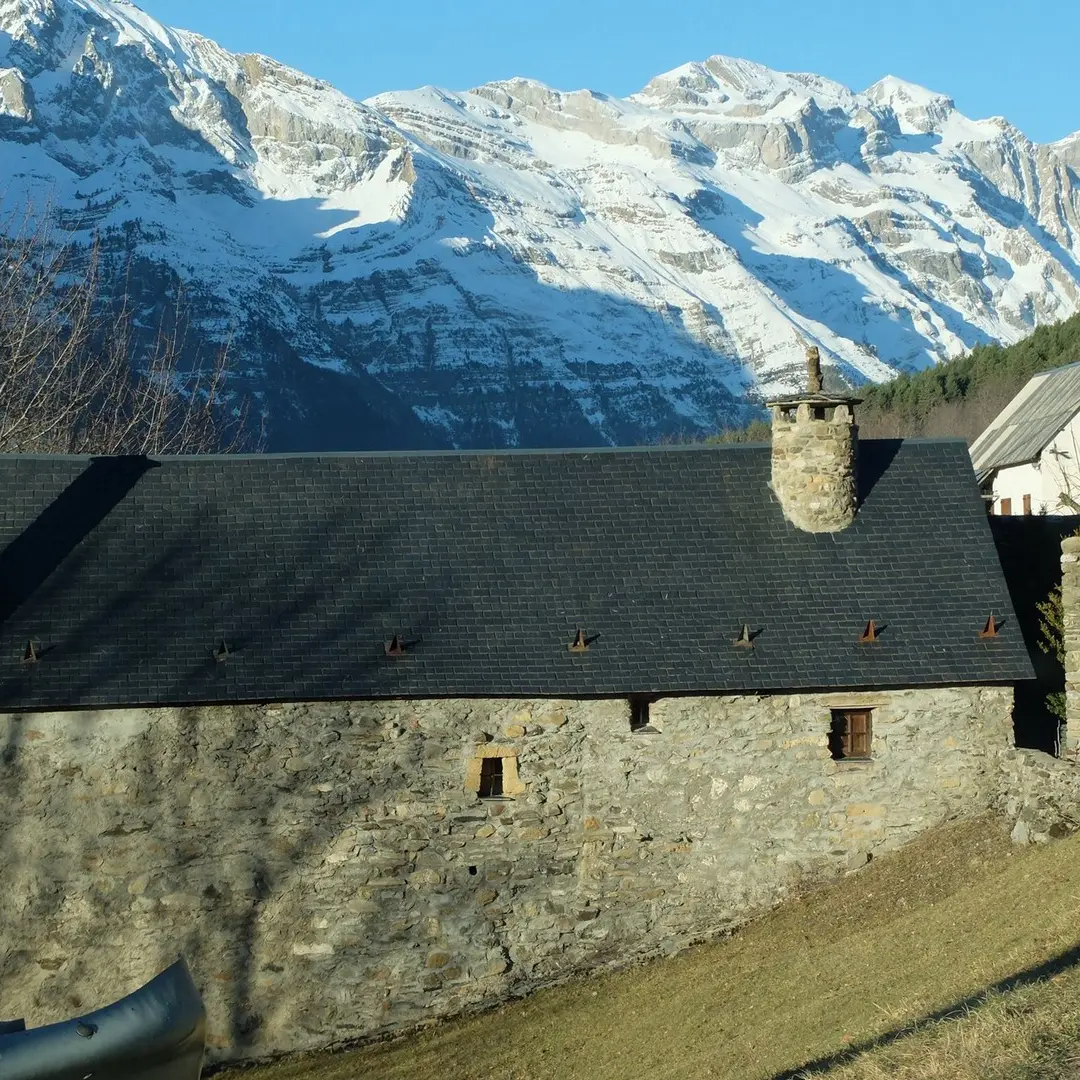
[0,440,1033,708]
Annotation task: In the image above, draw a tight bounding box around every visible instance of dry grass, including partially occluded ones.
[221,815,1080,1080]
[831,969,1080,1080]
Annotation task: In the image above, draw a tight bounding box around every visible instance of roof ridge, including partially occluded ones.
[0,436,967,464]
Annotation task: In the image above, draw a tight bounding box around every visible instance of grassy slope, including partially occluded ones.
[224,815,1080,1080]
[833,970,1080,1080]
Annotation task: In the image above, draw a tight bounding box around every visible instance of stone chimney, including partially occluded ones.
[1061,536,1080,757]
[765,347,863,533]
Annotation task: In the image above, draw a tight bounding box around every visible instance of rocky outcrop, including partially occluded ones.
[0,67,33,122]
[1056,133,1080,171]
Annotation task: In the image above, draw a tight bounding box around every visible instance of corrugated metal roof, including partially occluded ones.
[971,360,1080,480]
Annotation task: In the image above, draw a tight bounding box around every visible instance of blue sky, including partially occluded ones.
[139,0,1079,144]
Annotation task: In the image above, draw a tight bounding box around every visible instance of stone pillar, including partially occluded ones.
[770,400,858,533]
[1061,536,1080,757]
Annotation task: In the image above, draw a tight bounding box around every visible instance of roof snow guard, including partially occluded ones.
[0,441,1032,709]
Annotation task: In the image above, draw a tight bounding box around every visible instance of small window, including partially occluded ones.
[999,498,1012,516]
[478,757,503,799]
[465,747,523,799]
[1023,494,1032,515]
[630,696,658,733]
[812,406,827,421]
[829,709,872,761]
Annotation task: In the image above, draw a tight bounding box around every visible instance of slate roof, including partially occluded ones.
[970,360,1080,480]
[0,440,1032,710]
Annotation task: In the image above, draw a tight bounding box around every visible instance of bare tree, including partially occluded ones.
[0,207,255,455]
[1035,429,1080,514]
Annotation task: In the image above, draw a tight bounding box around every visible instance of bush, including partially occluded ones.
[1037,582,1067,722]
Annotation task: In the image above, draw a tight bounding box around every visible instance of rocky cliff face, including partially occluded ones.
[1,1,1078,449]
[1056,132,1080,171]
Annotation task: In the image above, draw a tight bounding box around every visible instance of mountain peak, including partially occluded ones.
[0,0,180,71]
[1055,131,1080,168]
[636,54,852,115]
[863,74,955,131]
[865,73,945,99]
[0,10,1077,452]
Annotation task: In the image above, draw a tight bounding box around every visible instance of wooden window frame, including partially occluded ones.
[478,757,503,798]
[829,708,873,761]
[999,497,1012,516]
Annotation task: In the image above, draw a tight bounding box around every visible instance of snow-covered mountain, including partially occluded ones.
[1056,132,1080,171]
[1,0,1079,449]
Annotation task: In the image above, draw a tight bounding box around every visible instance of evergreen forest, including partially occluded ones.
[712,311,1080,444]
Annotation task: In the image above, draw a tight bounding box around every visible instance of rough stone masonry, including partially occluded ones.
[768,399,859,533]
[0,686,1013,1065]
[1062,535,1080,757]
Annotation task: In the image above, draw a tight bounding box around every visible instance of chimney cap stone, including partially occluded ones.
[764,391,863,409]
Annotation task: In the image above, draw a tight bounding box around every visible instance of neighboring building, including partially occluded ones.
[0,363,1033,1064]
[970,359,1080,515]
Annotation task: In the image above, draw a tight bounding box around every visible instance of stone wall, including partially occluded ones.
[769,401,857,532]
[0,685,1012,1065]
[997,747,1080,844]
[1062,536,1080,756]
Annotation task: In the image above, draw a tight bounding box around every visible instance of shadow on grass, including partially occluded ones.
[770,940,1080,1078]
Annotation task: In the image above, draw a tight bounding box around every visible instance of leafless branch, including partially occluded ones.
[0,203,257,456]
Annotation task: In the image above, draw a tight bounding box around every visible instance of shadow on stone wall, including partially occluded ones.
[767,938,1080,1078]
[990,515,1080,755]
[127,705,301,1054]
[0,495,375,1058]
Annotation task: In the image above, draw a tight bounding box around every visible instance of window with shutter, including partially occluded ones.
[1000,498,1012,516]
[829,709,873,760]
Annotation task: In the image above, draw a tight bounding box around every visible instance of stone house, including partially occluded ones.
[0,377,1033,1064]
[971,359,1080,516]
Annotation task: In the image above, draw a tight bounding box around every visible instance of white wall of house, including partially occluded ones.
[988,410,1080,515]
